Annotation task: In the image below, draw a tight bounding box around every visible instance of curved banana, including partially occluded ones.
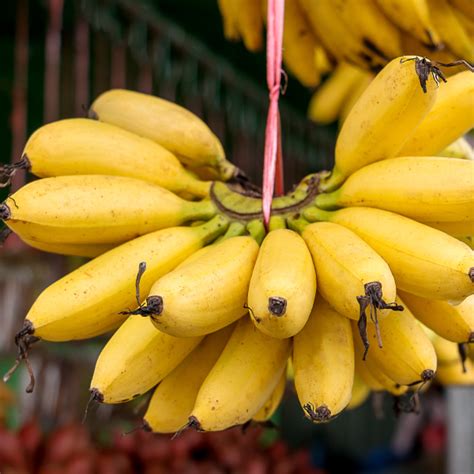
[425,219,474,237]
[399,291,474,343]
[315,157,474,224]
[143,324,234,433]
[294,296,354,423]
[347,373,370,410]
[20,118,210,198]
[188,315,291,431]
[439,137,474,160]
[252,371,286,422]
[375,0,442,48]
[145,236,259,337]
[339,73,374,125]
[323,56,438,191]
[247,229,317,339]
[233,0,263,52]
[363,297,437,385]
[90,89,237,181]
[1,175,216,245]
[308,63,368,124]
[304,207,474,301]
[399,71,474,157]
[17,216,227,342]
[90,316,203,404]
[450,0,474,20]
[21,238,114,258]
[217,0,240,41]
[354,347,385,391]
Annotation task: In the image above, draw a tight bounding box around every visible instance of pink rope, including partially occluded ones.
[262,0,285,229]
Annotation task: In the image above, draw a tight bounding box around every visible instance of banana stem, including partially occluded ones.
[199,215,230,245]
[223,221,246,239]
[319,166,345,192]
[269,216,287,231]
[303,207,334,222]
[246,219,266,245]
[314,190,341,210]
[287,215,310,234]
[186,199,218,222]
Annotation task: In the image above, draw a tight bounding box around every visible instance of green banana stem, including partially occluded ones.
[223,221,247,239]
[319,166,345,192]
[246,219,266,245]
[198,215,230,245]
[269,216,287,231]
[185,199,218,221]
[303,207,334,223]
[287,215,310,234]
[314,189,342,210]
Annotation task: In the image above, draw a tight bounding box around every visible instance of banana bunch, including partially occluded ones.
[3,56,474,433]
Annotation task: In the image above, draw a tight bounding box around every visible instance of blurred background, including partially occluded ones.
[0,1,472,473]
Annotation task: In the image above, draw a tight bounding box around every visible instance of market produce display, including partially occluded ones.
[218,0,474,124]
[1,54,473,433]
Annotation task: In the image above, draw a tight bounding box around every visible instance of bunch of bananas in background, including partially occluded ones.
[1,53,473,433]
[218,0,474,126]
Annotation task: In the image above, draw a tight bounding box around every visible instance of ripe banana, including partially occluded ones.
[375,0,442,48]
[90,89,237,181]
[308,63,368,124]
[363,297,437,385]
[282,0,321,87]
[304,207,474,301]
[449,0,474,20]
[247,229,317,339]
[188,315,291,431]
[323,56,438,191]
[143,324,234,433]
[218,0,240,40]
[252,371,286,422]
[399,291,474,343]
[294,296,354,423]
[1,175,216,245]
[439,137,474,160]
[339,73,374,125]
[17,216,227,342]
[315,157,474,224]
[144,236,259,337]
[347,373,370,410]
[21,238,113,258]
[20,118,210,198]
[301,222,401,355]
[233,0,263,52]
[425,219,474,237]
[399,71,474,157]
[354,347,384,391]
[90,316,203,404]
[426,0,474,62]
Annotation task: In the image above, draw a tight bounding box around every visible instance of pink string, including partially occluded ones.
[262,0,285,229]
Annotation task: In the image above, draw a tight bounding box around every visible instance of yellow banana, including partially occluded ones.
[188,315,291,431]
[1,175,216,245]
[363,297,437,385]
[247,229,317,339]
[20,118,210,198]
[17,216,227,342]
[294,296,354,423]
[315,157,474,224]
[314,46,333,75]
[282,0,321,87]
[339,73,374,125]
[308,63,368,124]
[399,71,474,157]
[21,238,113,258]
[453,7,474,42]
[426,0,474,62]
[399,291,474,343]
[143,324,234,433]
[346,373,370,410]
[145,236,259,337]
[425,219,474,237]
[375,0,442,48]
[233,0,263,52]
[323,56,438,191]
[90,89,237,181]
[90,316,203,404]
[218,0,240,40]
[354,346,385,391]
[252,371,286,422]
[439,136,474,160]
[301,222,401,353]
[304,207,474,301]
[449,0,474,20]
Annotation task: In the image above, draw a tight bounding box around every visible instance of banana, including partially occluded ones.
[339,73,374,125]
[426,0,474,62]
[314,46,333,75]
[439,136,474,159]
[188,315,291,431]
[301,222,401,355]
[252,371,286,422]
[18,118,210,198]
[449,0,474,20]
[90,89,237,181]
[362,296,437,385]
[282,0,321,87]
[21,238,113,258]
[315,157,474,224]
[304,207,474,301]
[1,175,216,245]
[16,216,227,342]
[247,229,317,339]
[453,7,474,42]
[375,0,442,48]
[143,324,234,433]
[308,63,368,124]
[294,296,354,423]
[218,0,240,41]
[143,236,259,337]
[399,291,474,343]
[425,219,474,237]
[353,322,409,396]
[399,71,474,157]
[233,0,263,52]
[346,373,370,410]
[90,316,203,404]
[322,56,438,191]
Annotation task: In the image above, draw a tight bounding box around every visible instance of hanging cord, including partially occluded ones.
[262,0,285,229]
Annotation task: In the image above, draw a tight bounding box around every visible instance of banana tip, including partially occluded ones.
[90,388,104,403]
[303,403,332,423]
[469,268,474,283]
[0,203,11,220]
[187,416,202,431]
[468,332,474,344]
[421,369,435,382]
[268,297,287,317]
[88,108,98,120]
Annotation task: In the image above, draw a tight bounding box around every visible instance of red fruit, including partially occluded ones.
[243,455,268,474]
[38,464,66,474]
[18,418,43,465]
[97,450,134,474]
[44,424,92,464]
[113,430,137,455]
[268,440,288,461]
[137,436,169,463]
[0,426,28,470]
